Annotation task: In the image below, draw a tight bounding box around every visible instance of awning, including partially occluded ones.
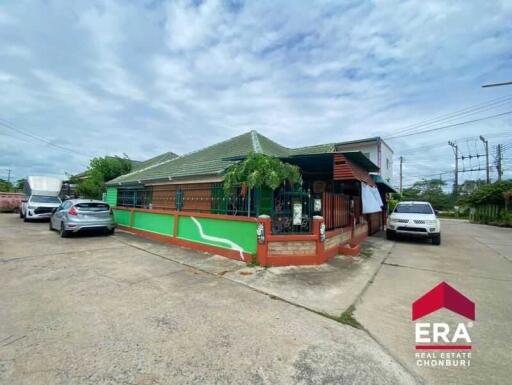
[372,175,398,193]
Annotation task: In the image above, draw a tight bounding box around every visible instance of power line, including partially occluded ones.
[482,81,512,88]
[382,94,512,137]
[385,110,512,140]
[396,131,512,156]
[0,118,94,159]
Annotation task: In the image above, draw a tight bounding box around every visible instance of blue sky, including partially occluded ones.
[0,0,511,189]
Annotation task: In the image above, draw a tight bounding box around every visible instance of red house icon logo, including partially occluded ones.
[412,282,475,321]
[413,282,475,352]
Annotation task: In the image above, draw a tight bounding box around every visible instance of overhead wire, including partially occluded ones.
[382,94,512,137]
[384,110,512,140]
[0,117,94,159]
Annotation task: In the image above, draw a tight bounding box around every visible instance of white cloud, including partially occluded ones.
[164,0,225,51]
[0,0,511,183]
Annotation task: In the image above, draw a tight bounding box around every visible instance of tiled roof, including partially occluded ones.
[106,131,370,186]
[131,152,178,171]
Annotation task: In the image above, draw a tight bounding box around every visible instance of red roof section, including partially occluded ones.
[333,153,375,185]
[412,282,475,321]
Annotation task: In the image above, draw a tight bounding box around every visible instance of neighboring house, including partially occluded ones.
[459,179,485,195]
[63,152,178,197]
[334,137,394,183]
[73,152,178,181]
[105,131,393,267]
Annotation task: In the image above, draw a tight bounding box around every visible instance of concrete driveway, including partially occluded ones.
[355,219,512,385]
[0,213,417,385]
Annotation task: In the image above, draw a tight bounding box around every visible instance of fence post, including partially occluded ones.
[129,209,135,228]
[256,215,271,266]
[312,216,324,263]
[173,213,179,237]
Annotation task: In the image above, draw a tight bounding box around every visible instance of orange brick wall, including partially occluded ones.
[267,240,316,256]
[325,231,351,250]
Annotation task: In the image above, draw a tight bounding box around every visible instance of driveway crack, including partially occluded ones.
[382,262,512,282]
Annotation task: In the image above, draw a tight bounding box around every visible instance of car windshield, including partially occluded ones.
[31,195,61,204]
[75,203,110,212]
[394,204,433,214]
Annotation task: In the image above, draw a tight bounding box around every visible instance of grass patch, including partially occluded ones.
[337,305,363,329]
[246,257,260,267]
[359,249,373,258]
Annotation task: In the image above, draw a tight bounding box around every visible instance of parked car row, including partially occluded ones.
[19,175,116,237]
[21,196,117,238]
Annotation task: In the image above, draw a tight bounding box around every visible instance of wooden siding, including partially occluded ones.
[333,153,375,185]
[182,183,213,212]
[322,192,350,230]
[367,212,382,235]
[151,183,213,212]
[152,185,177,210]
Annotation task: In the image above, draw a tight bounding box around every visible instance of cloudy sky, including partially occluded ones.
[1,0,511,189]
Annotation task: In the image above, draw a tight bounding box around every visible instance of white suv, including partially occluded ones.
[386,201,441,245]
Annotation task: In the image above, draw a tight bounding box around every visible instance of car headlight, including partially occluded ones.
[389,218,399,224]
[425,220,437,226]
[27,205,36,209]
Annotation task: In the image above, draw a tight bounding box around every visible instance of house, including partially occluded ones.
[62,152,178,197]
[72,152,178,181]
[105,131,394,266]
[334,137,394,183]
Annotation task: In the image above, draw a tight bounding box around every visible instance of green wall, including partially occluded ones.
[113,209,131,226]
[112,208,257,255]
[106,187,117,206]
[177,216,257,254]
[132,211,174,236]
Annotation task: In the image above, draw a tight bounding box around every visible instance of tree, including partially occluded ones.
[75,156,132,199]
[15,178,26,192]
[400,179,454,210]
[0,178,13,192]
[459,180,512,207]
[223,153,302,194]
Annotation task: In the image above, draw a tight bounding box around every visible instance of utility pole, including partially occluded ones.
[7,169,11,183]
[399,156,403,194]
[448,141,459,194]
[480,136,489,183]
[496,144,503,182]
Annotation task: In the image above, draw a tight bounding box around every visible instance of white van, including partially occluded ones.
[20,176,62,221]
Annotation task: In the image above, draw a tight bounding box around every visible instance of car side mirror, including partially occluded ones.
[434,209,439,215]
[52,207,58,214]
[21,199,27,203]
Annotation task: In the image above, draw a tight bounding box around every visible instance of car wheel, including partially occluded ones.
[432,234,441,246]
[106,228,115,236]
[19,210,24,218]
[386,229,395,240]
[49,220,53,231]
[60,222,70,238]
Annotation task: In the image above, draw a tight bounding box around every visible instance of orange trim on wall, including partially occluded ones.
[267,234,318,242]
[115,208,368,267]
[118,225,254,263]
[114,206,258,223]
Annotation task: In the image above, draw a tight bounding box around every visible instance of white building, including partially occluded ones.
[335,137,394,183]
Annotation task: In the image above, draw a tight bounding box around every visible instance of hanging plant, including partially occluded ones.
[223,153,302,195]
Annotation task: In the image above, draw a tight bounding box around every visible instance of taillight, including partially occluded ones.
[68,206,78,216]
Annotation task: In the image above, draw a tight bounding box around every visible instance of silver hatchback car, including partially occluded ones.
[49,199,116,237]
